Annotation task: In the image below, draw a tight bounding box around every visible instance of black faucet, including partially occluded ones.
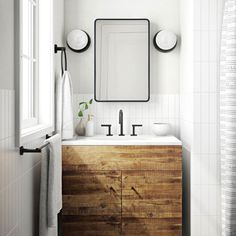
[119,109,125,136]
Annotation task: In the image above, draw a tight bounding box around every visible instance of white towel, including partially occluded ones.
[39,134,62,236]
[56,71,74,139]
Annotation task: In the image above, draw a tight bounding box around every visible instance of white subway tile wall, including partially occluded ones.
[0,1,224,235]
[73,94,180,137]
[0,89,42,236]
[0,0,64,234]
[191,0,223,235]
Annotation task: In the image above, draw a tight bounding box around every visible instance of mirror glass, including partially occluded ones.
[95,19,150,102]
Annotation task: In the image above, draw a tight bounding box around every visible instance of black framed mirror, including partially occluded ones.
[94,18,150,102]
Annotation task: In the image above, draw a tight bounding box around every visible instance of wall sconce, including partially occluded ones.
[153,30,177,52]
[66,29,90,53]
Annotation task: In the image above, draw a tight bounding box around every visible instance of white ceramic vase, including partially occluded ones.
[75,118,86,136]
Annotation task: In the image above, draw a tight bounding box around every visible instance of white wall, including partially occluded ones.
[0,0,224,235]
[73,93,180,137]
[65,0,181,138]
[65,0,180,94]
[0,0,64,235]
[190,0,223,235]
[180,0,224,235]
[0,0,14,89]
[180,0,193,235]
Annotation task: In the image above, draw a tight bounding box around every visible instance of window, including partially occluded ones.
[22,0,38,129]
[16,0,54,146]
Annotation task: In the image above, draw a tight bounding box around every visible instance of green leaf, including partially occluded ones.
[89,99,93,104]
[85,103,89,110]
[79,102,87,110]
[78,110,83,117]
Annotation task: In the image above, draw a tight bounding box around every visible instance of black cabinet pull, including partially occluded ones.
[110,186,117,193]
[131,186,143,199]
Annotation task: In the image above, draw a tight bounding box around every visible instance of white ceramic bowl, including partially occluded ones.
[152,123,171,136]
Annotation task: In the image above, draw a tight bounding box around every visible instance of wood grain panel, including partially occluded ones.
[62,171,121,217]
[122,170,182,219]
[62,216,121,236]
[122,218,182,236]
[122,170,182,200]
[122,170,182,185]
[62,145,182,235]
[62,146,182,171]
[122,201,182,219]
[63,170,121,195]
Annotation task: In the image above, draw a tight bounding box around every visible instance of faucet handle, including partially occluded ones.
[131,124,143,136]
[101,124,113,136]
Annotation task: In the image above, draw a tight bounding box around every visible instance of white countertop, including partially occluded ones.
[62,135,182,146]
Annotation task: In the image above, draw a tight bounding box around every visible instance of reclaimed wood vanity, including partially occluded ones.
[62,136,182,236]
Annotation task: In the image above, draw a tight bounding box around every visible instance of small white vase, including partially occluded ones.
[75,118,86,136]
[85,114,94,137]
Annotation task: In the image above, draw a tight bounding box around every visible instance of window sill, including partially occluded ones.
[21,124,54,145]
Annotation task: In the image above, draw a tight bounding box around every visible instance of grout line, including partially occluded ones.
[0,161,41,195]
[199,0,202,232]
[6,224,18,236]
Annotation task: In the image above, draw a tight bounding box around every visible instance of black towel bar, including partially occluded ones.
[54,44,67,74]
[54,44,66,53]
[19,134,51,156]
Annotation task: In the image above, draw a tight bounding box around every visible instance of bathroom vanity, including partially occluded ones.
[62,136,182,236]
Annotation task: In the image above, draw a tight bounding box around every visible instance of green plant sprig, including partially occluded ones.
[78,99,93,118]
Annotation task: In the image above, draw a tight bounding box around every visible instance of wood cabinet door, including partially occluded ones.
[62,145,182,171]
[62,145,182,236]
[122,170,182,236]
[62,170,122,235]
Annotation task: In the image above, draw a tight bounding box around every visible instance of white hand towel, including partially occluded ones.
[56,71,74,139]
[39,134,62,236]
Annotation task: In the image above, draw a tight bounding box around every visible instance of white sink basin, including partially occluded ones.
[62,135,182,146]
